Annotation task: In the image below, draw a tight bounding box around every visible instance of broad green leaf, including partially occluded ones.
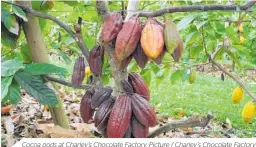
[24,63,68,76]
[170,70,182,84]
[177,14,198,30]
[1,8,19,35]
[182,69,190,82]
[2,83,21,105]
[190,45,203,58]
[14,71,57,106]
[1,57,24,77]
[12,5,28,22]
[1,24,19,48]
[1,76,13,100]
[142,70,152,86]
[20,44,32,63]
[196,21,207,30]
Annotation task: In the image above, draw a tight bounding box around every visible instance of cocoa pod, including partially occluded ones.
[91,87,113,109]
[141,19,164,59]
[121,80,134,94]
[133,43,148,69]
[171,39,183,62]
[131,116,149,138]
[80,89,95,123]
[152,49,166,65]
[164,19,181,54]
[95,97,115,131]
[107,95,132,138]
[188,71,196,84]
[123,124,132,138]
[102,12,123,43]
[128,72,150,101]
[131,93,156,127]
[89,45,104,76]
[115,17,141,60]
[71,56,85,86]
[119,55,132,70]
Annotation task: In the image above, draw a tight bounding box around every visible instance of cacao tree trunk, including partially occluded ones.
[17,1,69,129]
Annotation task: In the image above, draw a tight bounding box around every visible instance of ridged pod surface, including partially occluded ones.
[102,12,123,43]
[121,80,134,94]
[189,71,196,84]
[164,19,181,54]
[123,124,132,138]
[232,87,244,104]
[119,55,133,70]
[131,94,156,127]
[91,87,113,109]
[131,116,149,138]
[171,39,183,62]
[128,72,150,101]
[95,98,115,131]
[115,17,141,60]
[89,45,104,76]
[152,49,166,64]
[133,43,148,69]
[141,19,164,59]
[242,101,255,123]
[107,95,132,138]
[71,56,85,86]
[80,89,95,123]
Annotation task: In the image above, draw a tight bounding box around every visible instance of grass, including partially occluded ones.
[149,73,256,137]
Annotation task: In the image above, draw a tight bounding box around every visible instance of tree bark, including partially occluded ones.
[17,1,69,129]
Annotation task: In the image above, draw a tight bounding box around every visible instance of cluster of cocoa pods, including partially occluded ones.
[80,72,156,138]
[101,12,183,69]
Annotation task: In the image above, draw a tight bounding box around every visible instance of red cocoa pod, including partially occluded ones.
[107,95,132,138]
[80,89,95,123]
[121,80,134,94]
[128,72,150,101]
[95,97,115,131]
[133,43,148,69]
[89,45,104,76]
[91,87,113,109]
[141,18,164,59]
[71,56,85,86]
[115,17,141,60]
[123,124,132,138]
[171,39,183,62]
[119,55,133,70]
[152,49,166,64]
[131,93,156,127]
[102,12,123,43]
[131,116,149,138]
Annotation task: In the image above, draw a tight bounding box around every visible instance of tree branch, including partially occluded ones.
[148,114,214,138]
[3,1,90,60]
[136,1,256,17]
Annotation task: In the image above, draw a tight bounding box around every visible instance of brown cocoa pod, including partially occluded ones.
[80,89,95,123]
[91,87,113,109]
[102,12,123,43]
[152,49,166,64]
[121,80,134,94]
[141,18,164,59]
[131,116,149,138]
[89,45,104,76]
[133,43,148,69]
[119,55,132,70]
[115,17,141,60]
[123,124,132,138]
[171,39,183,62]
[128,72,150,101]
[131,93,156,127]
[71,56,85,86]
[107,95,132,138]
[95,97,115,131]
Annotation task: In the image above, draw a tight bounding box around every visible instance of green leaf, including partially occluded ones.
[170,70,182,84]
[177,14,198,30]
[182,69,190,82]
[1,8,19,35]
[14,71,57,106]
[2,83,21,105]
[1,24,19,48]
[56,49,72,65]
[1,76,13,100]
[24,63,68,76]
[142,70,152,86]
[12,5,28,22]
[1,57,24,77]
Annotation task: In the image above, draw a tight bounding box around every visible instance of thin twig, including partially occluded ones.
[136,1,255,17]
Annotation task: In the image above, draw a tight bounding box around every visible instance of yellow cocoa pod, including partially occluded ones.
[189,71,196,84]
[85,66,91,76]
[238,24,243,33]
[232,87,244,104]
[242,101,255,124]
[240,36,245,44]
